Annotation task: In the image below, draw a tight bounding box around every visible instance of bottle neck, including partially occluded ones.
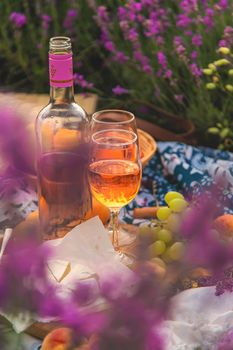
[49,52,74,104]
[50,85,74,104]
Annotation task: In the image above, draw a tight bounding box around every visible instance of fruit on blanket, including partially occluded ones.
[214,214,233,240]
[84,197,110,225]
[164,191,184,205]
[41,328,93,350]
[41,327,72,350]
[141,190,189,264]
[156,206,171,221]
[13,210,40,239]
[168,198,188,213]
[149,240,166,257]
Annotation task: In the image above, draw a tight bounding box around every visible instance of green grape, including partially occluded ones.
[157,206,171,221]
[158,228,172,243]
[151,257,166,269]
[150,226,161,241]
[139,224,153,242]
[169,198,188,212]
[165,191,184,205]
[167,242,185,261]
[149,240,166,257]
[161,250,172,263]
[166,213,181,233]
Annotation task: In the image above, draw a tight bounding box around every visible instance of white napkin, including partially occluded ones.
[162,286,233,350]
[1,216,131,333]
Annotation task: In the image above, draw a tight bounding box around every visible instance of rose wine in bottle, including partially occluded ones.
[36,37,91,240]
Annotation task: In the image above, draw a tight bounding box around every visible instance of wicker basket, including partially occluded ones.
[138,129,157,168]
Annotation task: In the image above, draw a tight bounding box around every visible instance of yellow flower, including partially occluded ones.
[214,59,230,66]
[225,84,233,92]
[208,63,216,71]
[213,76,219,83]
[228,69,233,76]
[206,83,216,90]
[202,68,213,75]
[218,47,230,55]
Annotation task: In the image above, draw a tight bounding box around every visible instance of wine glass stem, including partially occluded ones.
[110,208,120,250]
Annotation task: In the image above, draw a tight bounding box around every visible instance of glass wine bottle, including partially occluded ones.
[35,37,91,240]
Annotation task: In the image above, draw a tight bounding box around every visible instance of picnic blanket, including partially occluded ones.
[123,142,233,225]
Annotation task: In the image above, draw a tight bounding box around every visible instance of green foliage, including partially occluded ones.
[0,0,233,150]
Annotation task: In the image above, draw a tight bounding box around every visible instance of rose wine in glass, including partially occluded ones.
[89,129,142,252]
[90,110,141,247]
[36,37,91,240]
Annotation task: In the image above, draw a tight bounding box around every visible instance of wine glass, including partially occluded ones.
[90,110,141,245]
[89,110,142,259]
[91,109,138,135]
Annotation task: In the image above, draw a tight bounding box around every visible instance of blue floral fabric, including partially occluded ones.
[121,142,233,225]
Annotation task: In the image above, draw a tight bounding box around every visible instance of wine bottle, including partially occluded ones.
[35,36,91,240]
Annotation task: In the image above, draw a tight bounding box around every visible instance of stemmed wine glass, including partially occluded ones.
[89,110,142,258]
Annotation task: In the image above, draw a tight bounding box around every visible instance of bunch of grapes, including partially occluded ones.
[139,191,189,267]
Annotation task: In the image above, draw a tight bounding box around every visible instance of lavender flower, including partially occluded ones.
[0,238,55,316]
[192,34,202,47]
[112,51,129,64]
[157,51,167,70]
[212,328,233,350]
[112,85,129,95]
[63,9,78,32]
[181,193,233,273]
[9,12,27,28]
[176,14,192,28]
[190,63,202,78]
[74,73,94,90]
[217,0,229,11]
[97,6,109,22]
[203,7,214,28]
[41,14,51,31]
[93,264,166,350]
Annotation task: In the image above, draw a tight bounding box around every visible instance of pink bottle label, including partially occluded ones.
[49,53,73,88]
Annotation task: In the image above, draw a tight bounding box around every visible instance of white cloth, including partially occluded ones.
[163,286,233,350]
[2,217,132,333]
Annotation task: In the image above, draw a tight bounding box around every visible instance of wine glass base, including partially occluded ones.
[108,225,138,266]
[112,249,133,266]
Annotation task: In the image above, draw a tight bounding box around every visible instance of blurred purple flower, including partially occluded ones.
[176,14,192,28]
[63,9,78,32]
[218,0,228,10]
[213,328,233,349]
[97,6,109,22]
[218,39,227,47]
[182,193,233,273]
[127,28,139,42]
[74,73,94,90]
[9,12,27,28]
[165,69,172,78]
[112,85,129,95]
[203,7,214,28]
[112,51,129,64]
[118,6,127,21]
[157,51,167,69]
[174,94,184,104]
[191,50,198,60]
[0,238,56,316]
[190,63,202,77]
[129,1,142,12]
[94,264,166,350]
[192,34,202,47]
[0,106,34,175]
[219,26,233,48]
[105,40,115,52]
[41,14,51,31]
